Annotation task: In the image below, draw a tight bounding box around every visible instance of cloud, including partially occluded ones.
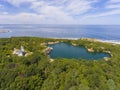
[0,4,4,9]
[0,4,3,7]
[85,9,120,18]
[84,0,120,18]
[7,0,35,7]
[31,0,97,15]
[106,4,120,9]
[106,0,120,9]
[0,0,119,24]
[29,0,97,24]
[65,0,97,15]
[0,12,76,24]
[0,13,43,24]
[109,0,120,3]
[2,12,9,15]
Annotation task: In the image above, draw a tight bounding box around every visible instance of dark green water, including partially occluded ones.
[49,43,110,60]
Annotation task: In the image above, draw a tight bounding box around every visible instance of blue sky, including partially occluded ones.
[0,0,120,24]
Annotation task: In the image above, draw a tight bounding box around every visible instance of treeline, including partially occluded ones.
[0,37,120,90]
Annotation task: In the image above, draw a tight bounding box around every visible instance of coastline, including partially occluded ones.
[49,37,79,40]
[49,37,120,45]
[0,36,120,45]
[97,39,120,45]
[86,38,120,45]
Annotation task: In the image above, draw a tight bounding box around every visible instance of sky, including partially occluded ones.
[0,0,120,24]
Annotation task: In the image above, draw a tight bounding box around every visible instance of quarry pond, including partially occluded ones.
[49,43,110,60]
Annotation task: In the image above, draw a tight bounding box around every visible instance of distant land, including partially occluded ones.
[0,30,10,33]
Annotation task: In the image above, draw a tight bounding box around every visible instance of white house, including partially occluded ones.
[13,46,26,56]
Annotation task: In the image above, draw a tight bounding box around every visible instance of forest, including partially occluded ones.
[0,37,120,90]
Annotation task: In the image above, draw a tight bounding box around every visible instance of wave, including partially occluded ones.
[97,39,120,44]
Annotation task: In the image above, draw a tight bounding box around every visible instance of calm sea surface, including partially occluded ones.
[0,24,120,42]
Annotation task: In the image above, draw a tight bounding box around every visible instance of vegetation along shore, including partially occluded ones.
[0,37,120,90]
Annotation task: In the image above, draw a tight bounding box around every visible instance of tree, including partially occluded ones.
[107,79,116,90]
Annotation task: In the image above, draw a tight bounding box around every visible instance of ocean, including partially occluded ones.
[0,24,120,43]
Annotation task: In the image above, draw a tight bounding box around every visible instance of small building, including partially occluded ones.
[13,46,26,56]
